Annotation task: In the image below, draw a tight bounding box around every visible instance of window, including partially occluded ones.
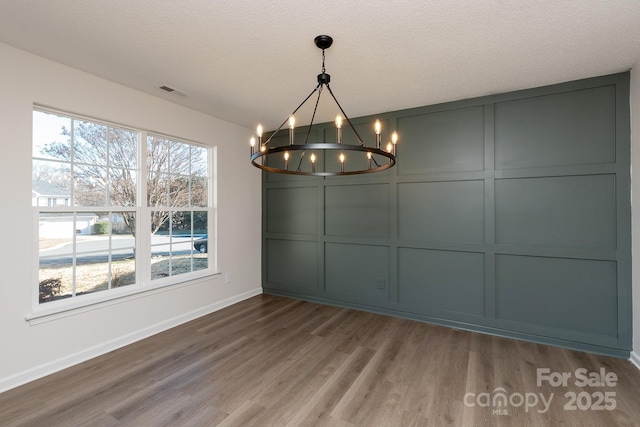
[33,109,215,306]
[147,135,210,279]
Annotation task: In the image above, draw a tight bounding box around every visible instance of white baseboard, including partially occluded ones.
[0,287,262,394]
[631,351,640,371]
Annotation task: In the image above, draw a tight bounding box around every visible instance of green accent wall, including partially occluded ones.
[262,72,632,358]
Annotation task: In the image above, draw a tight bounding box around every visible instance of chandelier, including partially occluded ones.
[249,35,397,176]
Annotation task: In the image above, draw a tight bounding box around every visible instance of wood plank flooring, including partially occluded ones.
[1,294,640,426]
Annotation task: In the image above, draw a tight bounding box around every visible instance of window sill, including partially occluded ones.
[26,271,221,326]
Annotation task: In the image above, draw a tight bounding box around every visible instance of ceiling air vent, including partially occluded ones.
[158,85,188,97]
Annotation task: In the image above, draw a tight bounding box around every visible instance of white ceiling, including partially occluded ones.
[1,1,640,130]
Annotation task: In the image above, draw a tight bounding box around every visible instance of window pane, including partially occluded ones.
[193,211,208,271]
[172,211,192,235]
[151,253,171,279]
[191,145,208,177]
[151,209,170,235]
[148,172,168,208]
[191,176,208,207]
[112,212,136,288]
[75,212,110,254]
[109,168,137,207]
[109,127,137,169]
[74,165,107,206]
[74,120,107,166]
[169,140,191,174]
[33,110,71,161]
[151,210,170,279]
[170,211,192,277]
[169,175,190,207]
[32,160,71,207]
[72,212,111,295]
[39,212,75,250]
[39,212,74,303]
[194,211,207,234]
[39,257,73,303]
[147,135,169,173]
[115,211,136,236]
[75,251,109,296]
[111,254,136,288]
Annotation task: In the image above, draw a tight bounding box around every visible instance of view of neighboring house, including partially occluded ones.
[31,179,70,207]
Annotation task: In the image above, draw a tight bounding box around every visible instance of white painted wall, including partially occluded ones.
[0,42,262,391]
[632,65,640,368]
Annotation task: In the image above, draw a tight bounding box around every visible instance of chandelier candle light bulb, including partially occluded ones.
[339,153,345,172]
[250,137,256,155]
[284,151,290,170]
[257,124,263,145]
[367,152,372,170]
[336,115,343,144]
[375,119,382,149]
[310,153,316,173]
[392,131,398,156]
[289,116,295,145]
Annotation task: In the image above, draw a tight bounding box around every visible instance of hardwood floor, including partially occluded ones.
[1,294,640,426]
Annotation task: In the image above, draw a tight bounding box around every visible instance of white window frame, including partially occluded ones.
[30,107,218,322]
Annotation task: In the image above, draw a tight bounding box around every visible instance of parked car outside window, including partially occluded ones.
[194,234,207,253]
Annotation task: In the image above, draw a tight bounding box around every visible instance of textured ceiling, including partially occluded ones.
[1,1,639,130]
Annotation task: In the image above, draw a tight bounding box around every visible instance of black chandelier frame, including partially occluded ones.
[250,35,397,176]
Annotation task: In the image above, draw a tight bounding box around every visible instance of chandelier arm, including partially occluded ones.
[303,85,323,145]
[294,149,306,172]
[262,84,321,147]
[296,86,324,171]
[326,84,366,147]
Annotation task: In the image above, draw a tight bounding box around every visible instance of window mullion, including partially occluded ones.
[106,128,111,207]
[72,213,77,297]
[138,131,150,287]
[209,147,217,272]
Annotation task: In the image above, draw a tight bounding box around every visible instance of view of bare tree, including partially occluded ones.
[37,121,208,235]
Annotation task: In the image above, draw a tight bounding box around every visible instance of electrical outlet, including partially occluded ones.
[376,278,385,289]
[225,272,232,284]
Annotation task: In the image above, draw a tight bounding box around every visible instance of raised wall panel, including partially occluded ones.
[397,106,484,175]
[266,239,317,291]
[398,248,485,316]
[325,243,389,304]
[325,184,389,238]
[398,180,484,243]
[495,86,616,169]
[495,175,616,249]
[495,254,618,337]
[266,187,317,235]
[262,73,631,357]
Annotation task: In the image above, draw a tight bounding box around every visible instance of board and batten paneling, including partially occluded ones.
[262,72,631,358]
